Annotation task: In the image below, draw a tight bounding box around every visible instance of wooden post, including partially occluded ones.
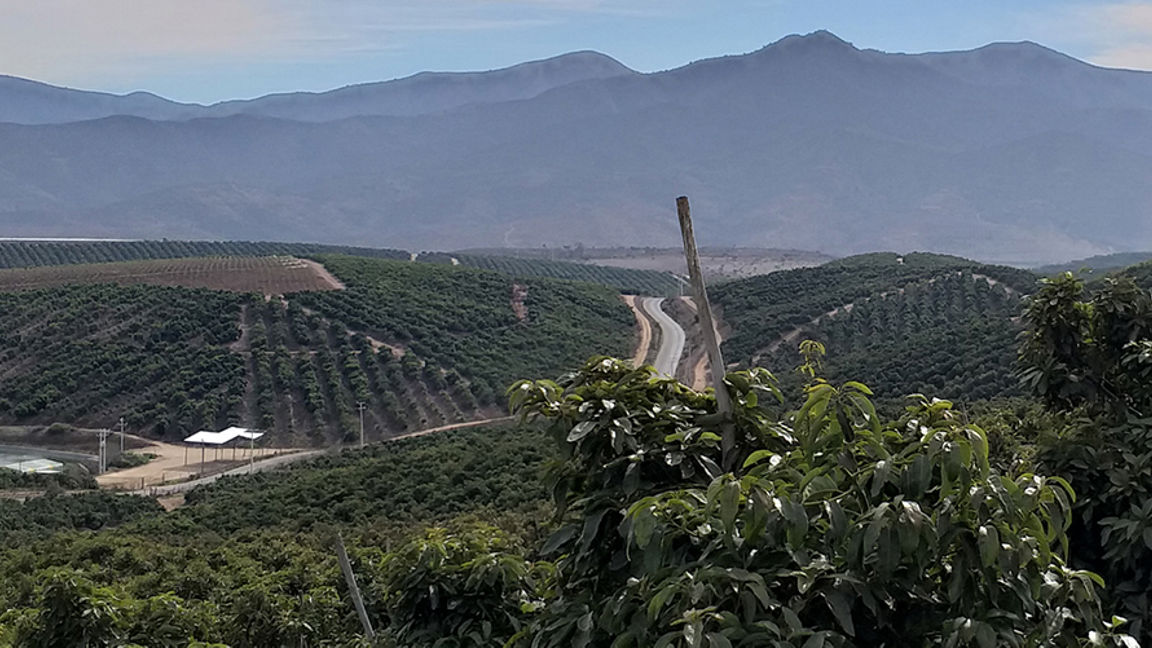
[335,535,376,640]
[676,196,736,462]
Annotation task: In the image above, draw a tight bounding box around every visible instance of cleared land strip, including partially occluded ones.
[0,256,342,294]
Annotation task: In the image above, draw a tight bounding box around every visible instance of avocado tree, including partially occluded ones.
[506,357,1133,647]
[1019,272,1152,641]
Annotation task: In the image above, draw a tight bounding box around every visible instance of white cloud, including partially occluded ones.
[0,0,294,82]
[0,0,668,85]
[1040,2,1152,70]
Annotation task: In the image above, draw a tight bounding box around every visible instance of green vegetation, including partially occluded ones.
[0,281,494,442]
[0,424,552,646]
[453,254,680,296]
[0,284,246,438]
[763,271,1024,402]
[0,492,161,538]
[12,253,1152,646]
[1113,259,1152,290]
[714,253,1036,404]
[0,254,636,443]
[3,361,1139,646]
[1017,273,1152,640]
[0,240,408,269]
[171,424,550,534]
[0,468,96,491]
[294,255,634,396]
[1033,252,1152,278]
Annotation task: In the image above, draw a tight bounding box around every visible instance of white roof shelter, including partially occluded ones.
[184,427,264,445]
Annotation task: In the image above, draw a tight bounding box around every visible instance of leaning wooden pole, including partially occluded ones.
[335,535,376,640]
[676,196,736,462]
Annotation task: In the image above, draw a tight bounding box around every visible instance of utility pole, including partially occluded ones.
[357,401,366,448]
[335,535,376,640]
[97,429,109,474]
[675,196,735,465]
[118,417,126,454]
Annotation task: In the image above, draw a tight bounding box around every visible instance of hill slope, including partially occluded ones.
[0,257,633,443]
[3,33,1152,263]
[0,51,632,124]
[713,253,1038,402]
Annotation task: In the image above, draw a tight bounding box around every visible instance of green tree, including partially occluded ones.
[1020,272,1152,640]
[373,526,545,647]
[15,570,125,647]
[507,358,1133,647]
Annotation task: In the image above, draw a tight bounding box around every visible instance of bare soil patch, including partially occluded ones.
[511,283,529,321]
[0,256,343,295]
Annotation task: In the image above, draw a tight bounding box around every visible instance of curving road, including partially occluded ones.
[641,297,686,378]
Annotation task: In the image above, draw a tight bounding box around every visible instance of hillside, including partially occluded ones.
[3,33,1152,262]
[713,253,1038,402]
[449,254,679,296]
[1034,251,1152,277]
[293,256,634,394]
[0,256,342,294]
[0,424,554,644]
[0,257,634,443]
[0,240,409,268]
[0,51,632,124]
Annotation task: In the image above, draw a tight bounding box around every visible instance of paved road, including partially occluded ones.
[641,297,686,378]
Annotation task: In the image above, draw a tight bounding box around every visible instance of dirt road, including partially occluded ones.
[132,416,518,496]
[97,435,303,490]
[622,295,652,366]
[299,258,346,290]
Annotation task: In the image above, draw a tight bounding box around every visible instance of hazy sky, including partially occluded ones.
[2,0,1151,103]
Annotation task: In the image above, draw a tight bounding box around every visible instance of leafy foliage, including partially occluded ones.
[506,358,1129,647]
[0,492,162,538]
[1019,272,1152,641]
[374,526,546,647]
[0,467,96,491]
[0,424,553,647]
[171,425,551,534]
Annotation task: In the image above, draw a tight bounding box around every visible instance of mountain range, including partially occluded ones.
[2,30,1152,265]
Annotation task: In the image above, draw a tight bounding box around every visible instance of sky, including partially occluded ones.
[2,0,1152,103]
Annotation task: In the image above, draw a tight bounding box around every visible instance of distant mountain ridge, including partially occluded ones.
[2,31,1152,264]
[0,51,633,124]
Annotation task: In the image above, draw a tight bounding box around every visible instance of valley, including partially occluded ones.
[6,21,1152,646]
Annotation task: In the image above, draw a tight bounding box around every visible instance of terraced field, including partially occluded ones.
[0,256,342,295]
[0,255,636,445]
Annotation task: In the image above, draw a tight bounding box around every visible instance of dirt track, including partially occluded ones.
[133,416,518,496]
[299,258,346,290]
[622,295,652,366]
[97,435,305,490]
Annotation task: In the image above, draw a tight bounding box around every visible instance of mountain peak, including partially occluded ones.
[764,30,858,53]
